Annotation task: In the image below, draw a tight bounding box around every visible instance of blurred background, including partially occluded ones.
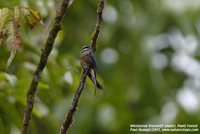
[0,0,200,133]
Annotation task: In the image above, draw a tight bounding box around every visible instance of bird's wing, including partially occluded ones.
[89,52,97,69]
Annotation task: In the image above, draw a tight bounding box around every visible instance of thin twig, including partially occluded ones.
[59,68,89,134]
[21,0,71,134]
[91,0,104,52]
[59,0,104,134]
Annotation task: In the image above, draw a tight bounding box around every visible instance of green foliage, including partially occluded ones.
[0,6,42,69]
[0,7,42,49]
[1,0,200,134]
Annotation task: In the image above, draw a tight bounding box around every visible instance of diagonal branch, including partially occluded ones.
[59,68,89,134]
[91,0,104,52]
[59,0,104,134]
[21,0,71,134]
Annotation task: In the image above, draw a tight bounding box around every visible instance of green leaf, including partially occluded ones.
[27,8,42,21]
[14,6,20,22]
[21,7,42,29]
[38,82,50,90]
[5,18,21,51]
[5,50,16,70]
[0,8,10,32]
[0,8,10,46]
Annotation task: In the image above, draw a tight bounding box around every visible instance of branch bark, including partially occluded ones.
[59,68,89,134]
[91,0,104,52]
[21,0,71,134]
[59,0,104,134]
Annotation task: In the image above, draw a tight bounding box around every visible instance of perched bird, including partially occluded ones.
[80,45,103,94]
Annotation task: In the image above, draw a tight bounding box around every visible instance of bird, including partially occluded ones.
[80,45,103,94]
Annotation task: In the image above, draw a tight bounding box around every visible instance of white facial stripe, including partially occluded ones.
[81,48,91,54]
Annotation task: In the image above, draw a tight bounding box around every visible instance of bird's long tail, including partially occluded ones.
[88,70,104,94]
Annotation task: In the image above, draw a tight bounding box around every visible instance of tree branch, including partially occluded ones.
[91,0,104,52]
[59,0,104,134]
[59,68,89,134]
[21,0,71,134]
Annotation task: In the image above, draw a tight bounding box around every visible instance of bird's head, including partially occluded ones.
[81,45,92,54]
